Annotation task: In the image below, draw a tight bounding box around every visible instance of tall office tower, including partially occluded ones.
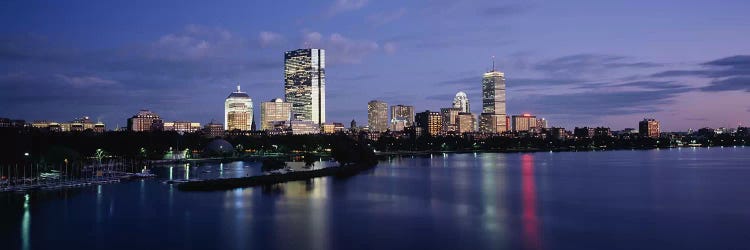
[367,100,388,132]
[478,62,507,133]
[440,107,461,133]
[512,114,538,132]
[415,110,443,136]
[260,98,292,131]
[390,105,415,128]
[457,112,477,133]
[453,91,470,113]
[127,110,163,132]
[639,118,660,138]
[284,48,326,125]
[225,85,253,131]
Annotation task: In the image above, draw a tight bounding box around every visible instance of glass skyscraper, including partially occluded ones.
[479,66,507,133]
[367,100,388,132]
[225,85,253,131]
[284,48,326,125]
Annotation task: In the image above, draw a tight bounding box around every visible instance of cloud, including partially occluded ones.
[258,31,284,47]
[302,31,380,64]
[367,8,407,26]
[522,88,692,117]
[651,55,750,92]
[612,80,686,90]
[535,54,661,76]
[57,74,118,88]
[652,55,750,78]
[326,0,368,17]
[700,77,750,92]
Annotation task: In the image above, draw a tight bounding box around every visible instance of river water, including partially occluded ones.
[2,147,750,250]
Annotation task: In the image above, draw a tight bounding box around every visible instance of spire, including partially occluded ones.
[237,84,241,92]
[491,55,495,71]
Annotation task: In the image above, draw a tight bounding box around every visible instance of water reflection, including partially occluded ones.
[22,194,30,250]
[521,154,541,250]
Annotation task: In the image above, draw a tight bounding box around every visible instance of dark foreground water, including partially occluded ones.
[2,147,750,250]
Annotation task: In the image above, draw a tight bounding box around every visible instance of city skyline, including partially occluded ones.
[1,1,750,131]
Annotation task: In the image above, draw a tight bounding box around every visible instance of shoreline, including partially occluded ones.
[177,161,377,191]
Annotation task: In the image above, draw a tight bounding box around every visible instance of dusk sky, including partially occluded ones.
[1,0,749,131]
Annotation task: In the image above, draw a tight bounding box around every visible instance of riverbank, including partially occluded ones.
[177,161,377,191]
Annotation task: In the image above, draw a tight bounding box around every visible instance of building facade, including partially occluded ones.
[639,118,660,138]
[260,98,292,131]
[512,114,538,132]
[440,107,461,133]
[290,119,320,135]
[415,110,443,136]
[479,67,507,133]
[284,48,326,125]
[390,105,415,130]
[128,110,162,132]
[225,85,253,131]
[457,112,477,133]
[453,91,470,113]
[368,100,388,132]
[163,121,201,133]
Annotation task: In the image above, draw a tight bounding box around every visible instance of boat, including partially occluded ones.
[134,167,156,178]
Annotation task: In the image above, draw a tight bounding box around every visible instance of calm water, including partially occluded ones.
[2,147,750,250]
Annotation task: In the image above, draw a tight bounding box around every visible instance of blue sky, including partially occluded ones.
[1,0,749,131]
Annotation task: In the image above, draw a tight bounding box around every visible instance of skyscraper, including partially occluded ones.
[260,98,292,131]
[390,104,415,131]
[225,85,253,131]
[479,62,507,133]
[639,118,660,138]
[284,48,326,125]
[453,91,470,113]
[368,100,388,132]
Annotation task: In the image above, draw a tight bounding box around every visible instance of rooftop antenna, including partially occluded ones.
[492,55,496,71]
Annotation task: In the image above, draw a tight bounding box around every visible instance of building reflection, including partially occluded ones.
[22,194,30,250]
[521,154,542,250]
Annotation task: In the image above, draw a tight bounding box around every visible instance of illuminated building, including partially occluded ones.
[163,121,201,133]
[284,48,325,125]
[322,122,345,134]
[594,127,612,137]
[479,114,506,133]
[453,91,470,113]
[290,119,320,135]
[390,105,415,130]
[479,62,507,133]
[639,118,660,138]
[225,85,253,131]
[367,100,388,132]
[260,98,292,131]
[128,110,162,132]
[574,127,595,138]
[203,122,224,138]
[440,107,460,133]
[457,112,477,133]
[512,114,537,132]
[415,110,443,136]
[536,118,548,129]
[31,116,105,133]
